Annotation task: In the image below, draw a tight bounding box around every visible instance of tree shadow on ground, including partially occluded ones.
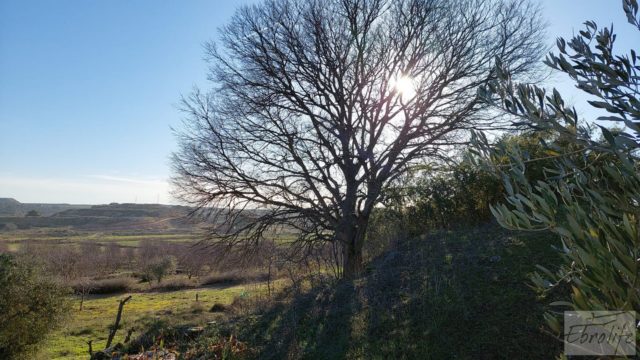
[236,224,563,359]
[237,279,359,360]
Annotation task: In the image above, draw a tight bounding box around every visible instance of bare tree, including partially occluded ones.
[178,243,212,279]
[172,0,545,278]
[43,246,82,282]
[102,242,122,275]
[74,277,95,311]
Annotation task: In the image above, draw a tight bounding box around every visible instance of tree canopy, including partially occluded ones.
[173,0,545,277]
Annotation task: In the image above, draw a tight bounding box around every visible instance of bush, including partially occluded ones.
[1,223,17,232]
[72,277,134,295]
[365,159,504,258]
[125,320,183,354]
[209,303,227,313]
[125,320,208,355]
[200,271,244,286]
[0,254,71,358]
[149,276,196,292]
[200,269,270,287]
[25,210,40,217]
[412,166,499,229]
[364,207,406,261]
[143,256,177,284]
[364,130,569,262]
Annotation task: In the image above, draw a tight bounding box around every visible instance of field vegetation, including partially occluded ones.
[41,283,280,359]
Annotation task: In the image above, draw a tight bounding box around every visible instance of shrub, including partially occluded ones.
[0,254,71,358]
[25,210,40,217]
[143,255,178,284]
[200,269,271,287]
[200,271,244,286]
[209,303,227,313]
[407,163,503,230]
[72,277,134,295]
[1,222,17,232]
[125,320,182,354]
[149,276,196,292]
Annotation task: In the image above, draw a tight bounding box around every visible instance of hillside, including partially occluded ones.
[0,201,196,232]
[123,225,564,359]
[52,203,191,218]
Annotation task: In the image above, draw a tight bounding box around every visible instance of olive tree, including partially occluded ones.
[0,254,70,358]
[173,0,545,278]
[473,0,640,342]
[146,256,177,284]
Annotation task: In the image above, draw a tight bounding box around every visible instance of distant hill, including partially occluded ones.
[0,198,21,216]
[0,198,90,217]
[0,200,198,232]
[53,203,191,218]
[0,200,274,232]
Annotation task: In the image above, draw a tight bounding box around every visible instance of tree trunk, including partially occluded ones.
[340,220,367,279]
[105,295,132,349]
[87,340,93,356]
[342,242,364,279]
[267,259,272,297]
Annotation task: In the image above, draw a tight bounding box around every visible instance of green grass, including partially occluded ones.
[190,225,564,359]
[0,228,300,249]
[40,283,275,360]
[0,230,201,250]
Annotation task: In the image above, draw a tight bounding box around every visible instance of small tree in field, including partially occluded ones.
[179,244,212,280]
[74,277,94,311]
[473,0,640,345]
[173,0,545,278]
[146,256,177,284]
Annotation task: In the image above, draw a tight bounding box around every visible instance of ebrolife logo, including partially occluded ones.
[564,311,636,356]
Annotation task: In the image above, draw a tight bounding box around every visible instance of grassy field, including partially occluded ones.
[0,228,301,250]
[40,282,276,359]
[0,224,291,359]
[0,229,200,249]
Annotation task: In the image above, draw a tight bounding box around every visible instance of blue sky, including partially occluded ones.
[0,0,636,204]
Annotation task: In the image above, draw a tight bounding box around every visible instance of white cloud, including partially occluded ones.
[87,174,167,186]
[0,174,175,204]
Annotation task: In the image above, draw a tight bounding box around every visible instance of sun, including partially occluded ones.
[391,75,416,99]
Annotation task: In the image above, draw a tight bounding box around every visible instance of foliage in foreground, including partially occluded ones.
[0,253,71,358]
[473,0,640,344]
